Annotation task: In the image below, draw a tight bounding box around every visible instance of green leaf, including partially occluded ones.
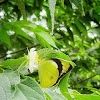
[94,12,100,22]
[44,88,67,100]
[37,48,55,58]
[37,48,76,66]
[72,90,80,94]
[14,21,47,33]
[13,20,37,30]
[35,32,57,48]
[48,0,57,32]
[73,94,100,100]
[12,78,46,100]
[14,27,30,40]
[80,17,91,29]
[34,26,48,32]
[35,33,51,48]
[15,0,26,20]
[87,87,100,96]
[13,21,57,48]
[70,23,82,39]
[69,0,84,14]
[94,6,100,15]
[3,22,13,31]
[0,29,11,47]
[4,70,20,85]
[59,72,73,100]
[0,56,27,69]
[67,26,74,42]
[74,19,87,35]
[3,21,30,40]
[0,70,20,99]
[0,74,12,100]
[45,92,52,100]
[61,0,64,7]
[53,37,63,47]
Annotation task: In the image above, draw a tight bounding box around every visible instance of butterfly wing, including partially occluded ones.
[38,60,59,88]
[61,60,70,74]
[52,60,71,85]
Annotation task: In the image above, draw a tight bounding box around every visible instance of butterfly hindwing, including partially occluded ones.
[53,59,71,85]
[38,60,59,88]
[61,60,70,74]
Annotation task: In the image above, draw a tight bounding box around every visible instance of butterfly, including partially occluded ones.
[38,58,72,88]
[27,48,72,88]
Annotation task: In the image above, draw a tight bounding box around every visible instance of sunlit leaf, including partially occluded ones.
[48,0,57,32]
[44,88,67,100]
[4,70,20,85]
[35,32,57,48]
[12,78,46,100]
[87,87,100,95]
[35,33,51,48]
[59,72,73,100]
[37,48,76,66]
[0,74,12,100]
[61,0,64,7]
[73,93,100,100]
[0,56,27,69]
[45,92,52,100]
[14,27,30,40]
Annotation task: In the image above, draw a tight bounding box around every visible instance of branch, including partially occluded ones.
[0,44,40,59]
[0,37,63,59]
[72,74,97,86]
[0,0,9,5]
[70,86,100,89]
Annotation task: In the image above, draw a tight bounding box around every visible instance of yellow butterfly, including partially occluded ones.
[38,59,72,88]
[27,48,72,88]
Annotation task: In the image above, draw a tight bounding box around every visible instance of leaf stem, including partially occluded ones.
[0,67,4,72]
[17,59,28,72]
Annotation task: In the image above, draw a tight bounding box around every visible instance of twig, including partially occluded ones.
[70,86,100,89]
[0,44,40,59]
[0,37,63,59]
[72,74,97,86]
[0,0,9,5]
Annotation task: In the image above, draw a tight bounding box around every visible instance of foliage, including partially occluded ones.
[0,0,100,100]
